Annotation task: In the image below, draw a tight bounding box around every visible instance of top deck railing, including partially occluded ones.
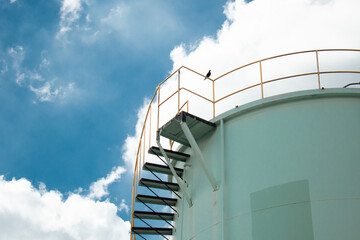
[130,49,360,238]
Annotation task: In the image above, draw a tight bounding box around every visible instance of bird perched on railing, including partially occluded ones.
[204,70,211,80]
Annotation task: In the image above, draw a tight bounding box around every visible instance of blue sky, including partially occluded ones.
[1,0,359,239]
[0,0,226,216]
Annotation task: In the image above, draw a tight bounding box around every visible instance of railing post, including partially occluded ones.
[142,127,146,166]
[138,148,141,180]
[157,87,160,130]
[149,105,151,149]
[212,79,215,118]
[259,61,264,98]
[316,50,321,89]
[178,70,180,113]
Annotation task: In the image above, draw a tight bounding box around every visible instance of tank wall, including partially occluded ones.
[173,89,360,240]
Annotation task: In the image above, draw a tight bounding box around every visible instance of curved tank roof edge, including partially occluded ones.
[175,88,359,154]
[211,88,360,124]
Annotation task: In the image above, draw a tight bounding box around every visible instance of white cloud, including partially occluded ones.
[86,14,91,23]
[55,0,183,46]
[10,0,17,3]
[15,72,25,86]
[82,1,182,46]
[123,0,360,171]
[101,5,127,24]
[121,98,152,172]
[0,176,130,240]
[29,82,75,103]
[8,46,28,86]
[88,166,126,200]
[8,46,24,71]
[171,0,360,72]
[7,46,77,103]
[40,52,51,69]
[118,199,130,214]
[0,59,8,74]
[29,71,44,81]
[57,0,84,38]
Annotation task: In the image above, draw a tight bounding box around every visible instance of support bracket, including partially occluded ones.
[180,121,218,191]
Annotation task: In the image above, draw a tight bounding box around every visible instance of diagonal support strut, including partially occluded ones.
[156,133,193,207]
[180,121,218,191]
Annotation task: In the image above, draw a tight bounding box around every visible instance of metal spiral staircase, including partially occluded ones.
[131,112,217,239]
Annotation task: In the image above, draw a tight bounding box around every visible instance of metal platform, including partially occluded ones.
[158,111,216,147]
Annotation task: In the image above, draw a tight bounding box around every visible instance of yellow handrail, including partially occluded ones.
[130,49,360,239]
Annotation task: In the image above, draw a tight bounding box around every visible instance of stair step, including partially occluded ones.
[148,146,190,162]
[133,211,175,220]
[136,194,177,206]
[132,227,173,235]
[139,178,180,191]
[159,111,216,147]
[143,162,183,176]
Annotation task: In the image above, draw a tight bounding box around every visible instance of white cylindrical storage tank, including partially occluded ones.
[172,88,360,240]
